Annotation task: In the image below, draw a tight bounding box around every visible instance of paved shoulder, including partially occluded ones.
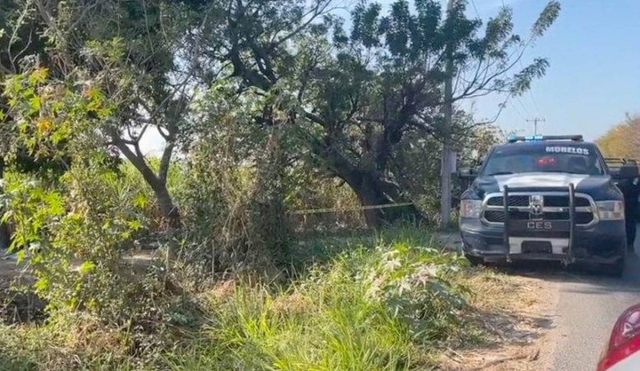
[435,230,640,371]
[547,253,640,370]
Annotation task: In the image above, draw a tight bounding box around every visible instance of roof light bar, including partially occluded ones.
[507,135,583,144]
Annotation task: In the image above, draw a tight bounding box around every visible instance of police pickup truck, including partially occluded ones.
[457,134,639,276]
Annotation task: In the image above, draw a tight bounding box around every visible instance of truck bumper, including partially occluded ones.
[460,218,626,264]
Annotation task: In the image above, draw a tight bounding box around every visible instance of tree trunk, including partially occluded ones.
[352,179,386,228]
[316,141,422,228]
[338,168,422,228]
[150,181,181,230]
[0,158,9,250]
[115,142,180,229]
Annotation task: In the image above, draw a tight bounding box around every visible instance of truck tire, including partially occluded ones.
[604,256,625,278]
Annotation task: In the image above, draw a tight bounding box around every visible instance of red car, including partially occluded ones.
[598,303,640,370]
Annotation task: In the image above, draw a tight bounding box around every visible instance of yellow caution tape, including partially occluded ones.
[289,202,415,215]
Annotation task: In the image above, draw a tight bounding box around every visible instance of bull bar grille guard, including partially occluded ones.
[501,184,580,265]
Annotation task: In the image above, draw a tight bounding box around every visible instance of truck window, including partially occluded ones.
[481,144,604,176]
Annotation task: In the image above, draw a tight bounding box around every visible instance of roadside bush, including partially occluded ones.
[0,68,174,329]
[0,226,493,370]
[169,84,298,283]
[1,159,164,317]
[165,232,481,370]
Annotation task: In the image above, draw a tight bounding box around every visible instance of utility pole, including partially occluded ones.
[526,117,545,135]
[440,0,455,229]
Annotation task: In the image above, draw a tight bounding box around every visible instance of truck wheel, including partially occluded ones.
[604,257,625,278]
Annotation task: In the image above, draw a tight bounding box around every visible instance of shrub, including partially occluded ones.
[165,232,481,370]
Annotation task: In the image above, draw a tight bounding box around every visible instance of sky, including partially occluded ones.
[139,0,640,154]
[463,0,640,141]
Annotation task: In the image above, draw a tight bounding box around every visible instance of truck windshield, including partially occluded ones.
[481,144,605,176]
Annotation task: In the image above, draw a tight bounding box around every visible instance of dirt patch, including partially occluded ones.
[441,268,559,371]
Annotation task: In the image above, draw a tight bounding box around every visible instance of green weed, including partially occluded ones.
[0,227,492,371]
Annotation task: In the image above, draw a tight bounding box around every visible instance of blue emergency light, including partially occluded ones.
[507,134,583,144]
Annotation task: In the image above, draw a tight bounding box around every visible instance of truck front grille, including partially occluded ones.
[482,193,596,226]
[486,195,591,207]
[483,210,594,224]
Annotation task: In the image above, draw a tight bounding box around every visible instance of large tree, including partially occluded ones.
[1,0,204,230]
[3,0,561,229]
[193,0,560,226]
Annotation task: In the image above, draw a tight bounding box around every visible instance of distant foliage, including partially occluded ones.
[597,115,640,160]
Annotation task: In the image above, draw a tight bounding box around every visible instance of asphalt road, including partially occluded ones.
[437,230,640,370]
[537,236,640,370]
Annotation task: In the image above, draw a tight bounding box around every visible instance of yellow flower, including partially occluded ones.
[35,117,53,133]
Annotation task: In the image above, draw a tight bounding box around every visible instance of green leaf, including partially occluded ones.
[44,191,65,215]
[126,219,143,231]
[134,193,148,208]
[16,250,25,263]
[29,95,41,112]
[29,68,49,84]
[532,1,561,38]
[78,261,96,275]
[34,277,49,292]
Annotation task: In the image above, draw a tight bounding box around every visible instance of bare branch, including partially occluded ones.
[138,124,150,141]
[303,111,328,127]
[157,126,171,140]
[0,62,11,75]
[141,0,156,54]
[470,93,512,127]
[452,25,543,103]
[271,0,335,48]
[144,74,192,122]
[67,0,101,32]
[7,0,33,73]
[10,27,33,71]
[126,124,149,143]
[114,135,162,191]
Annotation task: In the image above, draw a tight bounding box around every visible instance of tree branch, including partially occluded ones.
[453,38,532,102]
[271,0,334,48]
[158,142,174,183]
[113,135,160,189]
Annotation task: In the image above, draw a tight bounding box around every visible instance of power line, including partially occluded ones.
[470,0,481,18]
[517,59,543,117]
[508,98,527,120]
[515,96,533,118]
[526,117,546,135]
[529,91,542,117]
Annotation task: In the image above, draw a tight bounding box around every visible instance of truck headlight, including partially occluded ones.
[460,200,483,218]
[596,201,625,220]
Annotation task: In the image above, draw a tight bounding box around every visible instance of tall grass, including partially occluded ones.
[0,226,488,370]
[164,227,482,370]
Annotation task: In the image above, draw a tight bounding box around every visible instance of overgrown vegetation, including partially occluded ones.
[0,228,494,370]
[0,0,559,369]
